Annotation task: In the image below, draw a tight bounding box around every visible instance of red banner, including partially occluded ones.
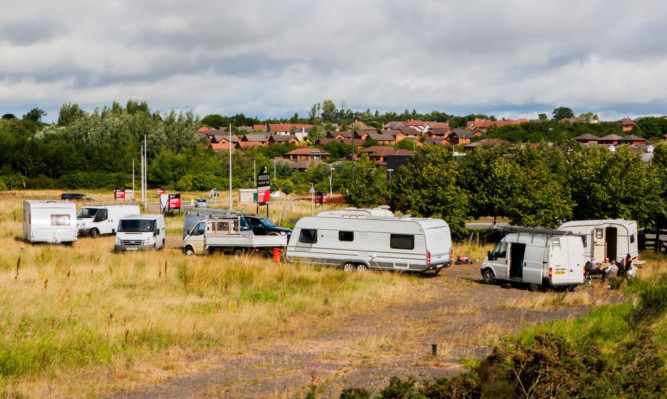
[257,188,270,205]
[115,190,125,199]
[156,188,165,195]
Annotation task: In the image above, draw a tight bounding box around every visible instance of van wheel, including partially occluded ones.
[343,263,355,273]
[160,239,165,250]
[528,283,540,292]
[90,229,99,238]
[356,264,367,273]
[483,269,496,284]
[233,249,244,259]
[184,246,195,256]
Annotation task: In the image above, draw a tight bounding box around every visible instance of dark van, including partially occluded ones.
[60,193,94,201]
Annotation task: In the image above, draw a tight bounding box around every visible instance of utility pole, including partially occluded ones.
[229,122,233,210]
[253,158,256,187]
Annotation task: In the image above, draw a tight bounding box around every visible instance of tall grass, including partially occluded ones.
[0,191,423,397]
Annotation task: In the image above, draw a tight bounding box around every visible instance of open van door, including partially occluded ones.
[593,228,605,264]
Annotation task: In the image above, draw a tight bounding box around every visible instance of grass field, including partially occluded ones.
[0,190,431,397]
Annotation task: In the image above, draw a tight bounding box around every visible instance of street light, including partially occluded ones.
[329,166,335,197]
[309,183,315,216]
[229,122,233,211]
[387,168,394,182]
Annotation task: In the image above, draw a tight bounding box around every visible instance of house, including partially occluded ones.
[366,133,395,145]
[598,134,624,145]
[284,148,330,161]
[559,117,588,123]
[383,129,405,143]
[253,124,267,132]
[268,134,299,145]
[573,134,600,144]
[361,147,415,166]
[268,124,313,135]
[236,126,255,133]
[447,129,474,145]
[466,119,495,131]
[424,127,451,140]
[463,138,506,151]
[425,137,451,146]
[209,134,239,150]
[404,119,427,132]
[620,134,647,145]
[326,130,353,140]
[398,126,421,139]
[617,118,637,132]
[382,121,405,130]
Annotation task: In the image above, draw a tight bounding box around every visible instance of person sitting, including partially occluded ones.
[587,259,609,277]
[619,254,636,278]
[603,257,620,279]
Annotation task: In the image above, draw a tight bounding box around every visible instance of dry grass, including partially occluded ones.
[0,190,423,398]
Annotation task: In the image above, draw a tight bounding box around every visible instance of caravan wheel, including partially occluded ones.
[233,249,245,259]
[343,263,355,273]
[356,264,367,273]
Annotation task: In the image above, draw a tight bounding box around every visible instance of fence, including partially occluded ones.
[639,228,667,253]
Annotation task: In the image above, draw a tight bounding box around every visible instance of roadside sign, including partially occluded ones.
[156,188,165,195]
[315,192,327,204]
[114,189,125,199]
[168,193,181,210]
[257,166,270,205]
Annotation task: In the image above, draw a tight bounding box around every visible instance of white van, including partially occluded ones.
[481,226,586,290]
[77,204,140,238]
[23,200,77,244]
[286,208,453,273]
[558,219,638,266]
[114,214,165,251]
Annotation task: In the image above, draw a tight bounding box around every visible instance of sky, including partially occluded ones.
[1,0,666,123]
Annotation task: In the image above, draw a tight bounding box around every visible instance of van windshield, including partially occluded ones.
[118,219,155,232]
[77,208,99,218]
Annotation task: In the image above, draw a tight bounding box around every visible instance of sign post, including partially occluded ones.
[257,166,271,217]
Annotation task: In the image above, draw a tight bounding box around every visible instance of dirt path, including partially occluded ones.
[107,264,607,399]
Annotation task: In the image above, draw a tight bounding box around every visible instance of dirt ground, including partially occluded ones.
[106,252,612,399]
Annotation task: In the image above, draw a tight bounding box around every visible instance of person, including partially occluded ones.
[619,254,636,277]
[588,258,610,277]
[603,257,620,279]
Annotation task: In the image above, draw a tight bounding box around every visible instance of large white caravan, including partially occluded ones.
[23,200,77,244]
[558,219,638,266]
[286,208,453,273]
[481,226,586,290]
[77,204,140,237]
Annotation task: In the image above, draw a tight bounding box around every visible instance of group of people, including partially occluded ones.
[587,254,636,279]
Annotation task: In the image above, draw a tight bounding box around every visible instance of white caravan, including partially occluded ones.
[558,219,638,266]
[77,204,140,238]
[114,214,165,251]
[182,210,287,256]
[23,200,77,244]
[286,208,453,273]
[481,226,586,290]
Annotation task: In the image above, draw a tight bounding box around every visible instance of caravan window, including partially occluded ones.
[630,234,635,243]
[339,231,354,242]
[299,229,318,244]
[595,229,603,239]
[390,234,414,250]
[51,215,70,226]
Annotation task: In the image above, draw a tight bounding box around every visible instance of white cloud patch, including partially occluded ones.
[1,0,666,122]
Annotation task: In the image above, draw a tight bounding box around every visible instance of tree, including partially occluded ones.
[2,114,16,120]
[23,108,46,123]
[389,146,469,238]
[579,112,599,122]
[321,100,337,122]
[552,107,574,121]
[307,125,326,143]
[344,154,388,207]
[538,113,548,120]
[58,103,84,126]
[201,114,227,129]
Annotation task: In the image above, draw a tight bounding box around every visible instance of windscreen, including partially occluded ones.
[118,219,155,232]
[77,208,99,218]
[261,218,276,228]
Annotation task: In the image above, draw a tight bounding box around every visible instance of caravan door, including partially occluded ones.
[593,228,605,263]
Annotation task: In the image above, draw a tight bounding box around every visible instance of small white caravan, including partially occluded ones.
[481,226,586,290]
[114,214,165,251]
[77,204,140,238]
[23,200,77,244]
[286,207,453,273]
[558,219,638,266]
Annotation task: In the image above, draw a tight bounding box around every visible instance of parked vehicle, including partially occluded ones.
[114,214,165,251]
[77,204,140,238]
[182,210,286,256]
[195,198,208,208]
[285,207,453,273]
[245,216,292,239]
[481,226,586,291]
[558,219,638,267]
[60,193,94,201]
[23,200,77,244]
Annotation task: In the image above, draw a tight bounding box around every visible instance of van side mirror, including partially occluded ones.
[154,230,158,236]
[487,251,493,261]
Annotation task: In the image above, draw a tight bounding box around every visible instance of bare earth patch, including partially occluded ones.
[106,263,620,399]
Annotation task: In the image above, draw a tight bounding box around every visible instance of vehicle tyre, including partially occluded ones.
[90,228,99,239]
[343,263,355,273]
[160,239,165,250]
[482,269,496,284]
[184,246,195,256]
[233,249,244,259]
[528,283,540,292]
[356,264,367,273]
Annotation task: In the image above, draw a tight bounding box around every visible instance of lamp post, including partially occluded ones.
[387,168,394,182]
[309,183,315,216]
[329,166,335,197]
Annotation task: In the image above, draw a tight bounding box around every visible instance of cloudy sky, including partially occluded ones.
[1,0,666,123]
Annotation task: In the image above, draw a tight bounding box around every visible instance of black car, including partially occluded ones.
[61,193,94,201]
[245,216,292,239]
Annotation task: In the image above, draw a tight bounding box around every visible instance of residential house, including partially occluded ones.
[284,148,330,161]
[619,134,647,145]
[559,117,588,123]
[366,133,395,145]
[398,126,421,140]
[573,133,600,144]
[209,133,239,151]
[361,146,415,166]
[597,134,623,145]
[236,133,269,149]
[447,129,474,145]
[463,138,506,151]
[383,129,405,144]
[424,127,451,140]
[425,137,451,146]
[382,121,405,130]
[617,118,637,132]
[253,124,267,132]
[268,134,299,145]
[268,124,313,135]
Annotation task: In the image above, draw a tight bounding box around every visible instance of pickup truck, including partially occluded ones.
[182,214,287,256]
